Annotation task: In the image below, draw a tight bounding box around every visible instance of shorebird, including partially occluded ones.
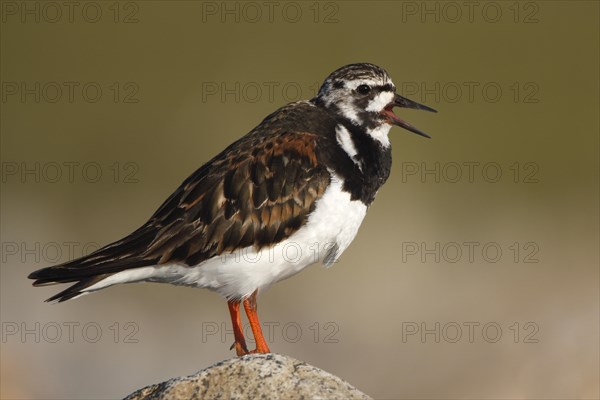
[28,63,436,355]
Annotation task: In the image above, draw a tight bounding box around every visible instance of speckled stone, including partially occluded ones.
[124,353,372,400]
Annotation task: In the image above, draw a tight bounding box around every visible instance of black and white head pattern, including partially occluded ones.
[315,63,396,146]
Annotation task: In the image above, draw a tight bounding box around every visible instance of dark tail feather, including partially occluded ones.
[28,257,155,285]
[28,228,159,302]
[43,274,112,303]
[28,257,156,303]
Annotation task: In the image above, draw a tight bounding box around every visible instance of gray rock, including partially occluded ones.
[124,353,372,400]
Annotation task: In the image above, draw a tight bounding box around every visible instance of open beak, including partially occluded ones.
[382,94,437,138]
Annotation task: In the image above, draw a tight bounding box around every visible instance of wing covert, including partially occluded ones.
[143,131,330,266]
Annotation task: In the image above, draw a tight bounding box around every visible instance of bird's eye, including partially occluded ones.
[356,84,371,95]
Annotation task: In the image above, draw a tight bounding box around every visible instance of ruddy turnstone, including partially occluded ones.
[29,63,436,355]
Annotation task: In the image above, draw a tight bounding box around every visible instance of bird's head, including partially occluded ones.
[315,63,437,139]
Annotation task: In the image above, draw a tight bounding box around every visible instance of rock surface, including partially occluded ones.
[124,353,371,400]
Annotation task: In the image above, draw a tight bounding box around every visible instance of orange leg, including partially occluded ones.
[243,290,271,354]
[227,300,249,356]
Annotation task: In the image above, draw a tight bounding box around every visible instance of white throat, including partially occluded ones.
[366,124,392,148]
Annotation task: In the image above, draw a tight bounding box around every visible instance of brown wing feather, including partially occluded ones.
[143,131,330,266]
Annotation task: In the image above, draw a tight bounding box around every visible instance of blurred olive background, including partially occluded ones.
[1,1,598,399]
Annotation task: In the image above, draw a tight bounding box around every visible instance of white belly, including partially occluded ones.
[85,173,368,299]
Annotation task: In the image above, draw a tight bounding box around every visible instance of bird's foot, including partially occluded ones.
[248,343,271,354]
[230,341,249,357]
[247,348,270,354]
[230,342,270,356]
